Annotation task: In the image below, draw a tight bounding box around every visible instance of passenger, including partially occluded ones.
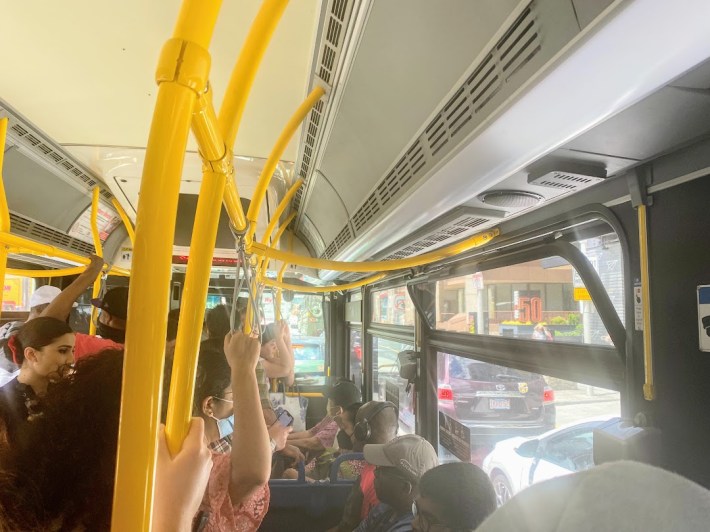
[354,434,439,532]
[260,321,295,384]
[412,463,497,532]
[194,338,291,455]
[288,379,361,459]
[205,304,231,339]
[41,254,125,359]
[0,317,74,447]
[475,461,710,532]
[0,331,272,531]
[330,401,399,532]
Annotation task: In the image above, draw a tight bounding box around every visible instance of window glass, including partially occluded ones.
[371,286,415,326]
[349,328,363,390]
[573,233,624,322]
[436,351,620,506]
[349,291,363,303]
[373,337,415,434]
[435,253,618,347]
[2,276,35,312]
[279,293,326,385]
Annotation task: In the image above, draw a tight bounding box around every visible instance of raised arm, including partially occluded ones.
[260,321,295,380]
[41,254,105,321]
[224,331,271,505]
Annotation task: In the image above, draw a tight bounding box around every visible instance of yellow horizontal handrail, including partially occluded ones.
[246,86,325,243]
[251,228,500,272]
[263,273,386,293]
[111,198,136,247]
[0,232,130,276]
[7,265,127,278]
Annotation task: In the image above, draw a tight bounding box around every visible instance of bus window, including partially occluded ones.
[371,287,415,326]
[2,276,34,312]
[349,328,363,390]
[436,351,620,506]
[373,337,415,435]
[279,293,326,385]
[435,242,622,347]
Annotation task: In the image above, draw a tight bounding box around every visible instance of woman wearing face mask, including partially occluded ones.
[0,317,74,447]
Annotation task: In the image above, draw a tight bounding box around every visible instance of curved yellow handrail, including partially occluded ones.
[274,229,293,321]
[264,273,386,294]
[260,178,304,247]
[246,86,325,243]
[89,188,103,335]
[0,118,10,320]
[218,0,290,234]
[111,197,136,247]
[260,210,296,274]
[7,266,128,278]
[251,228,500,272]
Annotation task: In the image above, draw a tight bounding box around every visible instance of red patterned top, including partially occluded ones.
[202,452,270,531]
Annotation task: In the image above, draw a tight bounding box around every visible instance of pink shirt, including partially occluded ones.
[73,333,122,361]
[309,416,339,448]
[359,463,380,520]
[202,452,270,531]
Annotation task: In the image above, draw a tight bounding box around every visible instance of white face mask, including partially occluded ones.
[209,396,234,439]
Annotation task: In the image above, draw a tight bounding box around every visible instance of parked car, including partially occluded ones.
[438,355,556,437]
[481,417,620,506]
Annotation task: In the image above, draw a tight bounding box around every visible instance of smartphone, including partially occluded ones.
[276,408,294,428]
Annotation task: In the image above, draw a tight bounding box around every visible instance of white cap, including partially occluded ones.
[30,285,62,308]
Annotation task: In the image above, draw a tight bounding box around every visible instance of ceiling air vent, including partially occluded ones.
[2,103,114,201]
[478,190,543,210]
[316,2,547,254]
[8,211,96,256]
[527,161,606,191]
[373,206,504,262]
[292,0,356,215]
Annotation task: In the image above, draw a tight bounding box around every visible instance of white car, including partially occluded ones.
[481,417,620,506]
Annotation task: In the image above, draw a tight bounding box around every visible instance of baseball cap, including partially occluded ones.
[91,286,129,320]
[364,434,438,482]
[325,380,361,407]
[30,285,63,308]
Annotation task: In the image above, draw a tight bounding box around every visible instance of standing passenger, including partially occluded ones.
[0,317,74,447]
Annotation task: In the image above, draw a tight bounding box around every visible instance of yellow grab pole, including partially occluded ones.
[638,204,655,401]
[111,198,136,247]
[251,228,500,272]
[7,265,127,278]
[261,211,296,274]
[0,232,130,276]
[0,118,9,320]
[263,273,386,293]
[246,86,325,243]
[257,178,304,250]
[165,170,226,455]
[218,0,290,233]
[89,188,103,335]
[111,0,218,527]
[274,231,293,321]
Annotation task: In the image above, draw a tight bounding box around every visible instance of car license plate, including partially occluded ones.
[489,398,511,410]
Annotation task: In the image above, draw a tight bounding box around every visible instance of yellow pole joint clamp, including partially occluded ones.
[155,38,211,94]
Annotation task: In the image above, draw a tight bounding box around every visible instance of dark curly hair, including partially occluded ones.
[0,349,124,530]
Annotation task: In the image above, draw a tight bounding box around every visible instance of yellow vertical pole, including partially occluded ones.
[165,168,227,454]
[0,118,9,320]
[111,197,136,247]
[638,204,655,401]
[89,187,103,335]
[274,229,294,322]
[110,0,220,529]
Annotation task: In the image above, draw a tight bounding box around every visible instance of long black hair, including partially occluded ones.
[2,317,73,367]
[193,338,232,416]
[0,349,124,530]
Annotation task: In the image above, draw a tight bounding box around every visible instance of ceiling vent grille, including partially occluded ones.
[2,105,113,201]
[8,212,96,255]
[323,224,354,259]
[292,0,356,215]
[527,162,606,191]
[319,3,544,260]
[374,207,503,262]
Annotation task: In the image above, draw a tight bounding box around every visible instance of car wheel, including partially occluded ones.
[491,472,514,507]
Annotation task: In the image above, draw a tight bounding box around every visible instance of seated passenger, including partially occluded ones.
[330,401,399,532]
[412,463,497,532]
[475,460,710,532]
[288,379,361,458]
[0,331,272,531]
[194,338,291,455]
[354,434,439,532]
[0,317,74,447]
[41,254,126,359]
